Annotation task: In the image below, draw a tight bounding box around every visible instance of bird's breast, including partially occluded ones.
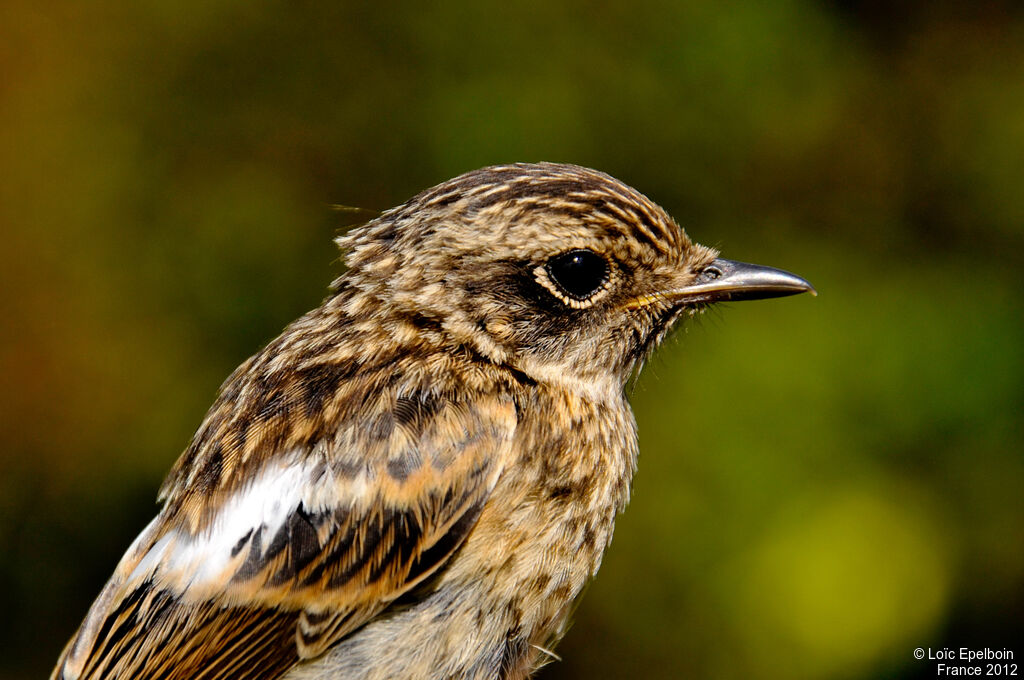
[448,384,639,664]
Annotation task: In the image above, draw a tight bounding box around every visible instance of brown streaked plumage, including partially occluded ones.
[52,163,814,680]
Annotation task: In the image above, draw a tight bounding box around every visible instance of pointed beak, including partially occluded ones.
[665,258,816,305]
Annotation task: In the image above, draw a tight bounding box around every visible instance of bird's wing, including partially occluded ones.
[52,385,518,680]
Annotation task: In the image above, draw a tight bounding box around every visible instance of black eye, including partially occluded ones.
[546,249,610,301]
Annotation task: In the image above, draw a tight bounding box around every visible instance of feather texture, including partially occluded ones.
[53,362,518,679]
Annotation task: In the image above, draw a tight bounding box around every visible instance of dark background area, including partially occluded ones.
[1,1,1021,678]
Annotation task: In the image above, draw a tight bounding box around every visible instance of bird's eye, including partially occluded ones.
[545,249,610,301]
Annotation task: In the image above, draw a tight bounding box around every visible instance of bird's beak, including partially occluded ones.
[629,258,816,308]
[673,258,816,303]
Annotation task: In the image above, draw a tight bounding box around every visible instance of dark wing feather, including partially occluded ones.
[74,584,298,680]
[53,389,517,680]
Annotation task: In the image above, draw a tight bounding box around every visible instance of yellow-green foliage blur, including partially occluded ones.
[1,2,1021,679]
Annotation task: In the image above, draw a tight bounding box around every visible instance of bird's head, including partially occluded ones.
[338,163,814,388]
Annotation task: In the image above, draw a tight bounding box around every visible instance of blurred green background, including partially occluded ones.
[1,1,1021,678]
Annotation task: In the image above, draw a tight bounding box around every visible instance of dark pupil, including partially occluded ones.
[546,249,609,301]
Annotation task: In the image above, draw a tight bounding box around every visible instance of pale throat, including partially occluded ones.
[513,355,625,405]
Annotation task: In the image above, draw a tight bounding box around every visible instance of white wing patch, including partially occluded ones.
[125,457,372,595]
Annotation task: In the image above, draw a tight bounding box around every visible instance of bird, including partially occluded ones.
[51,162,814,680]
